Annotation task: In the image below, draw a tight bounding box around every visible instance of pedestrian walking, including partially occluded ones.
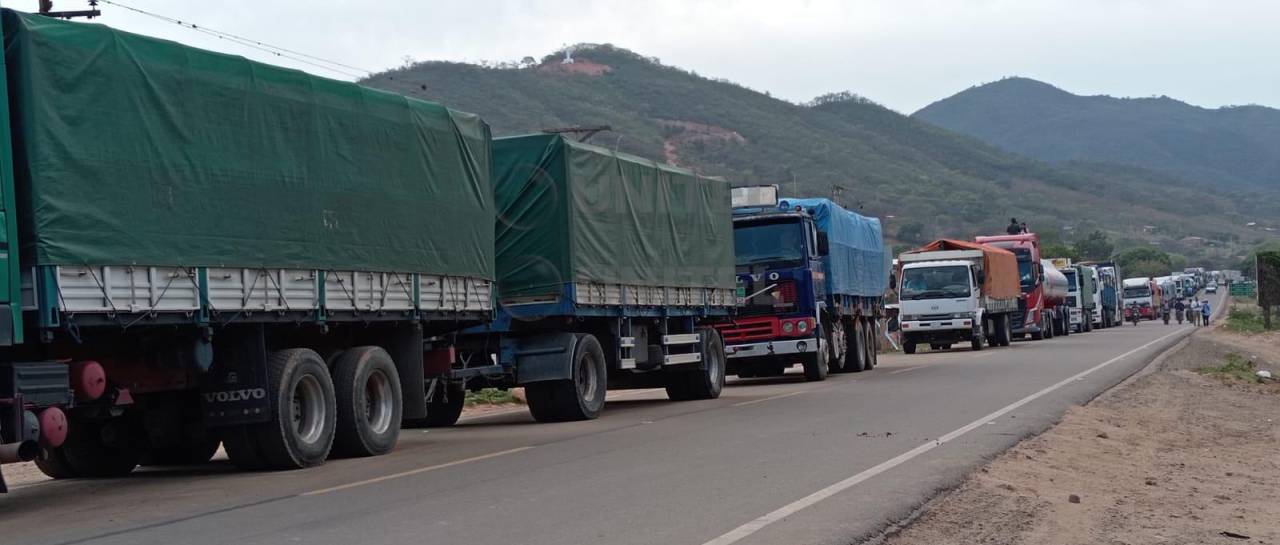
[1189,298,1201,326]
[1200,299,1212,326]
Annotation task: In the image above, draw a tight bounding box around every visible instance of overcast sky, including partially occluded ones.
[15,0,1279,113]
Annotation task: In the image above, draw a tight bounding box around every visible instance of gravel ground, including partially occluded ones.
[885,319,1280,545]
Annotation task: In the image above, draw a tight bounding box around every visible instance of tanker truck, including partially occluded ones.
[973,233,1067,340]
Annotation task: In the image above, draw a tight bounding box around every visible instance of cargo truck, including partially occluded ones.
[1052,259,1097,333]
[974,233,1067,340]
[1083,261,1122,328]
[1122,278,1157,320]
[897,240,1019,354]
[716,188,887,381]
[426,134,735,424]
[0,11,497,489]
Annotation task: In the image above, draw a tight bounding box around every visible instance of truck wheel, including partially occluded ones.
[903,342,917,355]
[57,418,140,478]
[995,315,1012,347]
[827,318,849,373]
[665,328,726,401]
[254,348,337,469]
[34,446,79,479]
[971,323,985,351]
[404,379,465,428]
[862,319,877,370]
[142,437,221,466]
[333,346,403,458]
[802,328,829,382]
[845,318,866,373]
[526,334,607,422]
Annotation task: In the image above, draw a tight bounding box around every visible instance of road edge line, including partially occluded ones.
[300,446,533,496]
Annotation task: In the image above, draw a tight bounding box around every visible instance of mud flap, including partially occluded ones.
[511,332,579,384]
[201,325,270,427]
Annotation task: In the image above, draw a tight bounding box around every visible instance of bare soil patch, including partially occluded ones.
[886,326,1280,545]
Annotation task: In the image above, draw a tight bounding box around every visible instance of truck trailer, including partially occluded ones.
[898,240,1020,353]
[428,134,736,424]
[0,10,496,489]
[1052,259,1097,334]
[717,189,887,381]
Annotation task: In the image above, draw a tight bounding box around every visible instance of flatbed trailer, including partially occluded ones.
[0,10,493,489]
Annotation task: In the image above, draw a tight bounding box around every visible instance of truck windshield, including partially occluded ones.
[1014,250,1034,289]
[900,266,971,300]
[1123,286,1151,298]
[734,220,805,266]
[1064,270,1078,291]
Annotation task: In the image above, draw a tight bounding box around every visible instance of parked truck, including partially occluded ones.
[0,10,496,489]
[1122,278,1158,320]
[974,233,1066,340]
[1052,259,1097,333]
[1083,261,1122,328]
[897,240,1020,354]
[716,188,887,381]
[427,133,736,424]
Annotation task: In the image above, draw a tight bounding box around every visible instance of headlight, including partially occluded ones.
[797,319,809,332]
[900,314,918,322]
[950,312,973,319]
[781,321,794,333]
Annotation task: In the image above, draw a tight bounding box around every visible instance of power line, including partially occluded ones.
[96,0,374,79]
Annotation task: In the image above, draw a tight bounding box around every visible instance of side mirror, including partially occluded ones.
[976,271,987,286]
[816,232,830,257]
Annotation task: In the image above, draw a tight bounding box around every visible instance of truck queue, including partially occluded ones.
[0,9,1205,492]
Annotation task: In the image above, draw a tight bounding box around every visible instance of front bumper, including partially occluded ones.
[726,338,822,360]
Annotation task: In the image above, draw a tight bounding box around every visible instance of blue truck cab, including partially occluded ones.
[715,187,887,382]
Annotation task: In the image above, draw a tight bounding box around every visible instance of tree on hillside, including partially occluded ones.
[897,221,927,245]
[1042,243,1081,261]
[1115,247,1171,278]
[1076,230,1115,261]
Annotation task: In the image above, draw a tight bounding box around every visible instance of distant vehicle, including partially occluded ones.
[1054,259,1098,333]
[718,189,888,381]
[1122,278,1156,320]
[1206,282,1218,293]
[1083,261,1123,328]
[897,240,1021,354]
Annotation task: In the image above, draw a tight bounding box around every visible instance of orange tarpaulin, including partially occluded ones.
[904,239,1021,300]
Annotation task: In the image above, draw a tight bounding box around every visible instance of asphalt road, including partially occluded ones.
[2,299,1218,545]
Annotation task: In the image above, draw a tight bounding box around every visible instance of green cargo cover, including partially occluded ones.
[2,10,492,278]
[493,134,733,300]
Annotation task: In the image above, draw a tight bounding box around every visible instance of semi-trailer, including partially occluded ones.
[897,240,1020,353]
[716,188,887,381]
[1040,259,1071,337]
[0,9,495,489]
[1052,259,1097,333]
[425,133,735,424]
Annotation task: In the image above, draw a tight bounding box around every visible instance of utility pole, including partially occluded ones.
[39,0,101,19]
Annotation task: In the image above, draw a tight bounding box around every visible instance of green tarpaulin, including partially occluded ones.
[2,9,493,278]
[493,134,734,300]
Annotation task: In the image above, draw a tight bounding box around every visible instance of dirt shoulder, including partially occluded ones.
[885,320,1280,544]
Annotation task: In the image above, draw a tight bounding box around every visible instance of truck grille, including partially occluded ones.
[715,317,779,343]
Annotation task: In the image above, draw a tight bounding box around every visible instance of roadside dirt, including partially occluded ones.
[885,323,1280,545]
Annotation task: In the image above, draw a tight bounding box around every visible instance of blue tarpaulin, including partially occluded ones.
[780,198,889,297]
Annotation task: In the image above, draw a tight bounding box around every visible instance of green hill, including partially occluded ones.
[913,77,1280,191]
[363,46,1276,264]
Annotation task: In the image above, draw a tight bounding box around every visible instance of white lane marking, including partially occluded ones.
[700,327,1188,545]
[300,447,533,496]
[888,366,923,375]
[732,390,809,407]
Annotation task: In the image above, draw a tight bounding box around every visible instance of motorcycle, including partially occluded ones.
[1162,308,1170,325]
[1128,307,1141,327]
[1175,309,1184,324]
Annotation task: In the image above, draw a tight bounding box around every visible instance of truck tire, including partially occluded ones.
[903,342,917,355]
[862,318,878,370]
[1059,311,1071,337]
[994,315,1012,347]
[404,379,465,428]
[971,323,985,351]
[526,334,607,422]
[34,445,79,479]
[254,348,337,469]
[844,318,866,373]
[665,328,726,401]
[56,418,140,478]
[802,327,829,382]
[333,346,403,458]
[827,317,849,373]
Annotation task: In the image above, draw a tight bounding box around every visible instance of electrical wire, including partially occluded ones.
[97,0,373,79]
